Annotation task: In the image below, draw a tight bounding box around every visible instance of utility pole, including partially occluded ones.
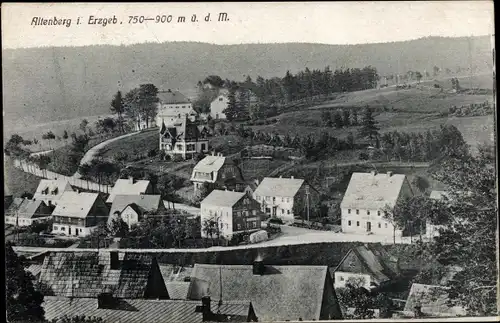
[305,185,310,223]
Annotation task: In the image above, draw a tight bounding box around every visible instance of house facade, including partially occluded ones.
[333,245,401,290]
[5,198,52,227]
[190,154,245,193]
[52,191,109,237]
[252,176,318,223]
[33,179,74,206]
[209,94,229,120]
[159,116,209,159]
[340,171,414,236]
[156,89,197,126]
[200,190,262,239]
[108,194,166,227]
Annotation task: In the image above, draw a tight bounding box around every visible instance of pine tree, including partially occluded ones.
[358,107,380,145]
[224,87,238,121]
[110,90,125,132]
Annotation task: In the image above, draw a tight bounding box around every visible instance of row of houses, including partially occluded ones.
[5,176,164,236]
[22,244,464,322]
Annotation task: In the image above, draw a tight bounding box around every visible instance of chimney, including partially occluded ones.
[212,151,215,156]
[253,260,265,275]
[290,176,294,179]
[128,176,134,184]
[195,296,214,322]
[279,175,282,178]
[97,293,117,309]
[370,170,377,176]
[387,171,393,177]
[110,251,120,270]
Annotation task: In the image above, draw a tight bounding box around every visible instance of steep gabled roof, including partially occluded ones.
[158,90,191,104]
[52,192,101,219]
[190,264,333,322]
[341,172,408,210]
[161,116,201,142]
[253,177,305,198]
[34,179,73,200]
[108,195,163,217]
[5,198,49,219]
[43,297,254,323]
[192,155,226,174]
[39,251,163,299]
[403,283,466,317]
[201,190,245,208]
[107,178,151,203]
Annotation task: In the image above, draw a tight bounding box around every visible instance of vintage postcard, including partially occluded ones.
[2,2,497,323]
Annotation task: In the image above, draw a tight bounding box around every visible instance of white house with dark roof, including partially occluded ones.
[51,191,109,237]
[200,189,262,239]
[33,179,74,206]
[340,171,414,236]
[333,245,401,290]
[209,94,229,120]
[106,177,153,204]
[156,89,197,126]
[5,197,52,226]
[190,154,245,193]
[189,262,343,321]
[108,194,166,227]
[159,115,209,159]
[252,176,318,223]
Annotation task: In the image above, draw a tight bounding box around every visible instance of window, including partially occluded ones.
[236,224,241,230]
[282,209,284,214]
[182,106,186,108]
[256,195,260,201]
[176,144,182,150]
[367,210,371,215]
[348,221,351,226]
[252,210,257,216]
[378,211,381,216]
[201,143,206,151]
[378,223,381,228]
[219,97,223,101]
[340,276,344,281]
[287,210,290,214]
[385,223,388,228]
[272,197,276,202]
[384,211,388,216]
[266,196,270,201]
[356,209,359,215]
[61,227,66,231]
[348,209,351,214]
[287,198,290,203]
[80,228,83,232]
[282,197,284,202]
[356,221,360,227]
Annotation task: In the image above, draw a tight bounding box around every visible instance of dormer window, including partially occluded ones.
[51,187,58,195]
[42,187,49,195]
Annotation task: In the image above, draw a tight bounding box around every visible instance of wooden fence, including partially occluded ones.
[13,159,112,194]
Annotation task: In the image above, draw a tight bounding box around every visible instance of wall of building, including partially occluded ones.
[53,223,94,237]
[341,208,399,236]
[200,205,233,238]
[120,207,140,227]
[210,96,228,120]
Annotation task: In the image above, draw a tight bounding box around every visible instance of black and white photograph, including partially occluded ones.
[2,2,497,322]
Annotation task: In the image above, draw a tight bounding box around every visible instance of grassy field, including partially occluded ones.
[239,158,289,180]
[99,130,158,160]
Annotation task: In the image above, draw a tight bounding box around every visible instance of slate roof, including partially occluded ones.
[341,172,409,210]
[160,117,202,143]
[334,245,400,285]
[38,251,159,298]
[107,178,151,203]
[34,179,73,200]
[253,177,305,198]
[403,283,466,317]
[201,190,245,208]
[27,263,43,278]
[5,198,49,219]
[108,195,163,217]
[190,264,331,322]
[192,155,226,174]
[159,265,194,300]
[158,90,191,104]
[43,297,253,323]
[52,192,100,219]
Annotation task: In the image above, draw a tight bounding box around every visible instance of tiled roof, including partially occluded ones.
[341,172,408,210]
[166,282,192,300]
[27,263,43,278]
[253,177,304,198]
[108,195,163,217]
[52,192,100,219]
[34,179,73,200]
[106,178,151,203]
[43,297,253,323]
[38,251,160,298]
[190,264,330,322]
[5,198,48,219]
[158,90,191,104]
[403,283,466,317]
[159,265,194,300]
[192,156,226,174]
[201,190,245,208]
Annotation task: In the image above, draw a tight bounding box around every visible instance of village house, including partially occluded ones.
[156,89,197,126]
[252,176,319,223]
[43,296,257,323]
[332,245,401,290]
[159,116,209,159]
[189,262,343,321]
[340,171,414,236]
[190,154,245,193]
[51,191,109,237]
[108,194,166,227]
[426,190,451,238]
[38,250,169,299]
[106,177,153,204]
[400,283,466,318]
[200,190,262,239]
[5,197,52,227]
[209,94,229,120]
[33,178,74,207]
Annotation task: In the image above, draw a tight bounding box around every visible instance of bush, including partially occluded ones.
[359,151,369,160]
[147,148,158,158]
[171,155,184,162]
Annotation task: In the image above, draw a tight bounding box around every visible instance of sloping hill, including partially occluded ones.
[2,36,492,129]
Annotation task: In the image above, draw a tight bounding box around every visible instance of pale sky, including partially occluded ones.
[1,1,494,49]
